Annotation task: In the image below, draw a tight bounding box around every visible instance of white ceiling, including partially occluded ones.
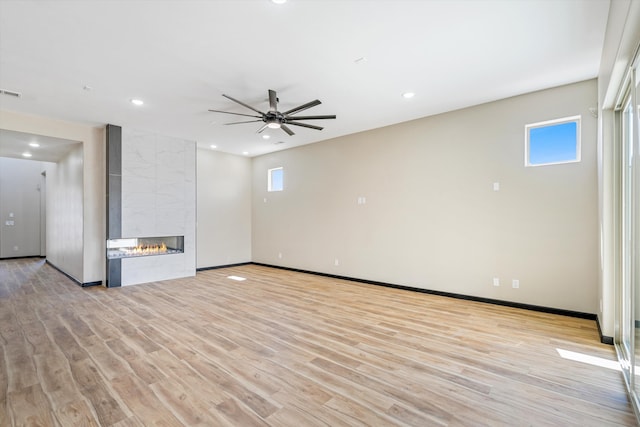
[0,0,610,160]
[0,129,80,163]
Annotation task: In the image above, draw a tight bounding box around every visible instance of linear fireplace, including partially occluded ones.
[106,124,195,287]
[107,236,184,259]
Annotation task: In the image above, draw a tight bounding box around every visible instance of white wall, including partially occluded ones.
[0,110,105,284]
[46,145,84,281]
[253,80,598,314]
[197,149,252,268]
[0,157,48,258]
[119,128,196,286]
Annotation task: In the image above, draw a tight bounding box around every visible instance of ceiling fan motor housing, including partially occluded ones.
[265,111,284,125]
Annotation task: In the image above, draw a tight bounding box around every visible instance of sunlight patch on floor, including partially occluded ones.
[557,348,621,371]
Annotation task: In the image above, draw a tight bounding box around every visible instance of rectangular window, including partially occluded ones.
[525,116,581,167]
[268,167,283,192]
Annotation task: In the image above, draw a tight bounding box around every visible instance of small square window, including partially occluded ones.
[268,167,283,192]
[525,116,581,167]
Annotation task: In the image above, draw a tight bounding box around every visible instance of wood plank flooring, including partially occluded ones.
[0,257,636,426]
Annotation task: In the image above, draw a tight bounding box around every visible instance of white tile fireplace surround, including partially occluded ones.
[117,128,196,286]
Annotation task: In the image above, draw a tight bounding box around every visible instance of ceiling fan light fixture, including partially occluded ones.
[267,122,281,129]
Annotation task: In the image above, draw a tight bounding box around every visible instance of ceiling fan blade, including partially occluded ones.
[209,109,262,119]
[281,124,295,136]
[222,94,265,115]
[268,89,278,112]
[283,99,321,116]
[286,115,336,120]
[224,120,264,125]
[256,123,269,133]
[286,121,324,131]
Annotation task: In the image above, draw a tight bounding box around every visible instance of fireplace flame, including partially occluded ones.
[127,242,168,255]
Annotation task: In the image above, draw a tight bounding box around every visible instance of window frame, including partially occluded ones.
[267,167,283,192]
[524,115,582,167]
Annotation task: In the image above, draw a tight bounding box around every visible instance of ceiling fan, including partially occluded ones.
[208,89,336,136]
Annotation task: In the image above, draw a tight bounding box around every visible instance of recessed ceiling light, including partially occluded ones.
[29,142,40,148]
[242,151,249,156]
[210,144,217,149]
[402,92,415,99]
[130,99,144,106]
[262,135,270,140]
[271,0,287,4]
[22,152,32,158]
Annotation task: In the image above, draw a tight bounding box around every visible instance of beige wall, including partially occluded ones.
[46,145,83,280]
[0,110,105,283]
[197,149,252,268]
[83,126,105,283]
[253,80,598,314]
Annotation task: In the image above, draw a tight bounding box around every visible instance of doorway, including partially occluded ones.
[615,48,640,414]
[0,129,80,260]
[40,170,46,256]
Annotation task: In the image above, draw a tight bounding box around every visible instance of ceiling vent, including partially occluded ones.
[0,89,22,98]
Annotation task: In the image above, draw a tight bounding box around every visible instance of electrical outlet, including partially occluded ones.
[493,277,500,287]
[512,279,519,289]
[278,252,282,259]
[13,246,18,251]
[334,258,340,266]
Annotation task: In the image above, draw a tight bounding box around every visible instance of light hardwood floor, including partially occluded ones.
[0,258,636,426]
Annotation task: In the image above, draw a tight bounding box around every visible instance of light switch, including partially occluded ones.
[9,212,14,217]
[493,182,500,191]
